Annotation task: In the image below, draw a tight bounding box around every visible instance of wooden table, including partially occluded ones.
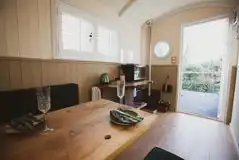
[0,99,157,160]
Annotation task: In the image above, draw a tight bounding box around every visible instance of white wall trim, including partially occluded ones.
[176,22,184,112]
[230,124,239,155]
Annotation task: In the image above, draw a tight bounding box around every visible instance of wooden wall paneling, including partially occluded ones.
[77,63,91,102]
[55,62,67,84]
[151,66,177,89]
[77,63,84,102]
[94,64,102,76]
[0,57,118,103]
[90,64,100,84]
[49,61,60,84]
[9,60,22,89]
[107,64,119,78]
[28,0,40,58]
[65,62,78,84]
[100,64,109,74]
[226,66,237,124]
[151,65,178,111]
[83,63,93,103]
[38,0,52,59]
[0,0,3,10]
[5,0,19,57]
[17,0,30,58]
[77,63,86,85]
[21,60,42,88]
[0,0,7,57]
[65,62,79,101]
[42,61,66,85]
[0,60,10,90]
[98,64,109,77]
[41,61,54,85]
[91,63,101,84]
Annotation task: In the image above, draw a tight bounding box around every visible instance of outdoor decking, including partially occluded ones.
[179,90,219,118]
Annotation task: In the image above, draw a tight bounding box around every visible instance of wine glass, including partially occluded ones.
[36,87,54,132]
[117,80,125,105]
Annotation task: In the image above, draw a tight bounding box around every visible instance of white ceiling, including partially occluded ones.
[97,0,237,24]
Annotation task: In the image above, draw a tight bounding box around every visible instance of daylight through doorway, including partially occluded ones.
[178,17,229,119]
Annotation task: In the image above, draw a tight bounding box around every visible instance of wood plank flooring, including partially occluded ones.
[115,113,239,160]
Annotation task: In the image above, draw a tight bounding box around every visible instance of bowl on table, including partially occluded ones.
[110,108,144,126]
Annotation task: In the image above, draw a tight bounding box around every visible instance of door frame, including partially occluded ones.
[176,15,230,122]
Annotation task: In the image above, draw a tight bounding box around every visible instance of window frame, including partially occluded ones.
[55,2,119,62]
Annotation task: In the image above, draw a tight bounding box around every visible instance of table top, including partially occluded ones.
[0,99,157,160]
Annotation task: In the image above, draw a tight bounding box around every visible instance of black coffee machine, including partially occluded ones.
[120,64,146,82]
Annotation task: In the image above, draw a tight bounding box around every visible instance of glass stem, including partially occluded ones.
[44,113,48,130]
[120,97,123,105]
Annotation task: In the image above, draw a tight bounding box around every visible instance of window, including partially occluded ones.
[61,12,80,52]
[154,41,171,58]
[81,19,94,53]
[97,26,112,55]
[57,3,119,62]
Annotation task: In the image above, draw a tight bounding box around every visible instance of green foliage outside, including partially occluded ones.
[182,63,221,93]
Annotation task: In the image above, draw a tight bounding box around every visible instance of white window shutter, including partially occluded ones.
[81,19,94,53]
[61,12,80,52]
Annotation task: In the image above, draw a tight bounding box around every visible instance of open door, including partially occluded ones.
[177,17,230,121]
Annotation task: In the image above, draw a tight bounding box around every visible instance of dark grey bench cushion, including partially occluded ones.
[50,83,79,111]
[0,88,38,123]
[0,83,79,123]
[145,147,184,160]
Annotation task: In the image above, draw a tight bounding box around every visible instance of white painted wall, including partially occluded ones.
[140,24,150,65]
[150,4,234,65]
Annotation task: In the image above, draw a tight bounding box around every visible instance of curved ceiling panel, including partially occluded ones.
[97,0,237,25]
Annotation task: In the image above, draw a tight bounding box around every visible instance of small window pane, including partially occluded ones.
[81,19,94,52]
[97,26,111,55]
[61,13,80,52]
[154,41,170,58]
